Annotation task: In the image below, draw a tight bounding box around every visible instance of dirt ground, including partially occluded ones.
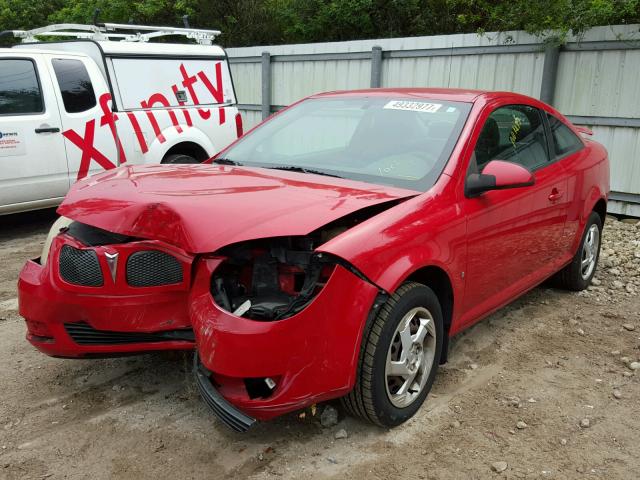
[0,209,638,480]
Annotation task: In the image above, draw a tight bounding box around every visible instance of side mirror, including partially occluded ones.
[465,160,535,197]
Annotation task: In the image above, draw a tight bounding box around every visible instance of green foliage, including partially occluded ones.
[451,0,640,40]
[1,0,639,47]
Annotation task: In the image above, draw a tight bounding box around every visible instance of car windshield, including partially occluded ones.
[220,96,471,191]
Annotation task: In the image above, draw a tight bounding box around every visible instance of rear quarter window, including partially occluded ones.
[52,58,97,113]
[547,113,584,158]
[0,59,44,115]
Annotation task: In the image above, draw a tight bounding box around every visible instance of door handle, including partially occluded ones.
[35,127,60,134]
[548,189,564,202]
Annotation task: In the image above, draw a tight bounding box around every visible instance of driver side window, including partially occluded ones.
[469,105,550,175]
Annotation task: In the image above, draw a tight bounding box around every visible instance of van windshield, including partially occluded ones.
[220,96,471,191]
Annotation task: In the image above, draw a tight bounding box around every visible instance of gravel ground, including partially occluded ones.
[0,210,638,479]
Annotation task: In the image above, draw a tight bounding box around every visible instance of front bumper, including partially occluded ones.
[190,257,380,423]
[18,235,195,358]
[194,353,257,432]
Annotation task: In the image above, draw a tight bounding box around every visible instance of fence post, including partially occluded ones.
[370,46,382,88]
[261,51,272,120]
[540,44,560,105]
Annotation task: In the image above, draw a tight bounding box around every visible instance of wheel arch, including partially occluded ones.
[582,185,607,223]
[144,126,216,164]
[162,141,210,163]
[592,197,607,223]
[403,264,454,364]
[570,190,608,254]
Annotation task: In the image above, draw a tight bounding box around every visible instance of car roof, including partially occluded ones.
[310,88,537,104]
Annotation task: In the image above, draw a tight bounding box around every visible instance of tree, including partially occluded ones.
[450,0,640,41]
[1,0,639,47]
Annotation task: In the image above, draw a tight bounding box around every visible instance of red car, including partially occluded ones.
[19,89,609,432]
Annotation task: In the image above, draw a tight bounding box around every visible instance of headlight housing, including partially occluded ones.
[210,237,336,321]
[40,216,73,266]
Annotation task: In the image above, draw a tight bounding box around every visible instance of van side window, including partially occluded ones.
[52,59,97,113]
[470,105,549,174]
[546,113,584,158]
[0,59,44,115]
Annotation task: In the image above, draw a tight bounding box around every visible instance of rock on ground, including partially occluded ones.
[491,461,508,473]
[320,405,339,428]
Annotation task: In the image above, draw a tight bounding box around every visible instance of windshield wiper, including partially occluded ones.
[265,165,343,179]
[212,158,243,166]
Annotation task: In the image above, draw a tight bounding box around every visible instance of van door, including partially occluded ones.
[45,54,119,182]
[0,53,68,210]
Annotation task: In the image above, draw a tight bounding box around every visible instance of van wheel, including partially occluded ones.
[341,282,443,427]
[553,211,603,291]
[162,154,199,164]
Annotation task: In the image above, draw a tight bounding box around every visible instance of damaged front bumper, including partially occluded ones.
[190,257,381,425]
[18,234,195,358]
[194,352,257,432]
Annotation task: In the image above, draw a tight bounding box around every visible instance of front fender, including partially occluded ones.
[317,177,466,295]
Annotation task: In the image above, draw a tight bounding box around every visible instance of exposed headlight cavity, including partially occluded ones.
[211,236,336,321]
[209,201,403,321]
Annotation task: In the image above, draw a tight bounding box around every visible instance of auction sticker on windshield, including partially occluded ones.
[384,100,442,113]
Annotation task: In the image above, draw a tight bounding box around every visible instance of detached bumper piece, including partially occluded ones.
[64,323,195,345]
[193,353,256,432]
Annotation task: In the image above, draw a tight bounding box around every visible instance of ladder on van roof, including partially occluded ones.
[4,20,221,45]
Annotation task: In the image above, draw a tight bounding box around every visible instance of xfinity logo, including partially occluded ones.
[104,252,119,282]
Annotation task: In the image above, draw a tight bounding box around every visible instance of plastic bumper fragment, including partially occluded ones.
[194,352,257,432]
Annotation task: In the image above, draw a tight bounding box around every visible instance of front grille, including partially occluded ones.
[64,322,195,345]
[59,245,103,287]
[126,250,183,287]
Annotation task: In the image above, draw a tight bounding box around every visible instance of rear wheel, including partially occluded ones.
[341,282,443,427]
[553,211,603,291]
[162,153,199,164]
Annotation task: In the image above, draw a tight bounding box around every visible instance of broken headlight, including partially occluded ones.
[210,236,336,321]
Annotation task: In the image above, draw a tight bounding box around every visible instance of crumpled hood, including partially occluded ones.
[57,164,418,253]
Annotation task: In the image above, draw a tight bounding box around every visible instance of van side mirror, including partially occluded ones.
[465,160,535,197]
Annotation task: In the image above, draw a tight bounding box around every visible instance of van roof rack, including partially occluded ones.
[6,22,221,45]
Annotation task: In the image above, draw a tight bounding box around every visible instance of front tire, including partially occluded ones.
[554,211,603,291]
[342,282,443,427]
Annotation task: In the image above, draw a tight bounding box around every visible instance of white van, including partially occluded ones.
[0,23,242,215]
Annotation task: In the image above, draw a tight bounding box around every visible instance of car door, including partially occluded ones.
[544,112,590,257]
[45,54,119,183]
[459,103,569,327]
[0,53,69,210]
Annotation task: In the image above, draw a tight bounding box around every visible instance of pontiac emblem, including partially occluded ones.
[104,252,119,282]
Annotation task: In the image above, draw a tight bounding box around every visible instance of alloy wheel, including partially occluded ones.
[385,307,437,408]
[581,224,600,280]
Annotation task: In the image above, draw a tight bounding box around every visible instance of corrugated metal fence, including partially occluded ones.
[226,25,640,215]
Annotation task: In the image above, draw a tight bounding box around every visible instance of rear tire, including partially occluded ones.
[553,211,603,291]
[162,153,199,164]
[341,282,443,427]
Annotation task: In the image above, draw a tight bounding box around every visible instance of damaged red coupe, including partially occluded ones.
[18,89,609,432]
